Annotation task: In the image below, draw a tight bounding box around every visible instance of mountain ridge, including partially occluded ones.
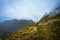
[0,19,35,39]
[4,7,60,40]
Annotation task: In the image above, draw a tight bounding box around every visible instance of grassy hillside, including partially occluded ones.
[3,7,60,40]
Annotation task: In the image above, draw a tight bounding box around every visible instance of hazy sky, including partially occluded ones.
[0,0,60,22]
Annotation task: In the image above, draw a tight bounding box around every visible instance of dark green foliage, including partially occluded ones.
[35,25,44,40]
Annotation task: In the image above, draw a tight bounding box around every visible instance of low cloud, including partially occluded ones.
[0,0,60,22]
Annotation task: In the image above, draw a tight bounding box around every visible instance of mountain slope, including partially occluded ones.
[5,13,60,40]
[2,7,60,40]
[0,19,35,39]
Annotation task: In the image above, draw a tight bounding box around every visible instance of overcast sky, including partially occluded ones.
[0,0,60,22]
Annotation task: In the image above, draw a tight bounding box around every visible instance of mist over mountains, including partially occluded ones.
[0,4,60,40]
[3,6,60,40]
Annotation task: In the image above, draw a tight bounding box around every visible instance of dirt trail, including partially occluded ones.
[38,19,60,26]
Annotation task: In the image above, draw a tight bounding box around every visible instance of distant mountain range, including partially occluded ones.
[4,6,60,40]
[0,19,35,38]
